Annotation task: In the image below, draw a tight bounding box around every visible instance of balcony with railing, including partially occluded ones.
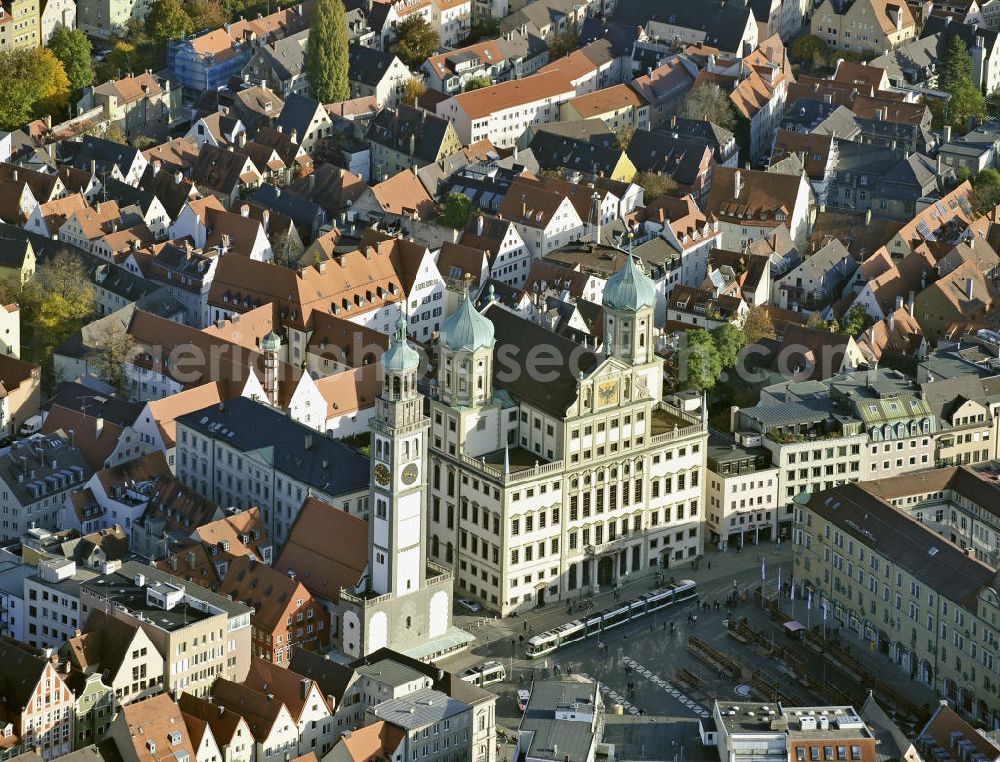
[649,402,706,444]
[458,448,564,486]
[339,562,454,610]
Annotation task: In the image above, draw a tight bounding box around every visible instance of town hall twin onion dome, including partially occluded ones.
[437,254,657,356]
[602,255,658,313]
[439,288,496,352]
[382,315,421,372]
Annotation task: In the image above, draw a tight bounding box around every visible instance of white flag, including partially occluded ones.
[807,590,813,609]
[790,581,796,601]
[760,557,766,581]
[823,600,828,620]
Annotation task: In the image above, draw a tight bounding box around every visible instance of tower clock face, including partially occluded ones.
[401,463,419,485]
[374,463,391,486]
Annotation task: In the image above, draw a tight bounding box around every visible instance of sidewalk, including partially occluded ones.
[441,538,793,673]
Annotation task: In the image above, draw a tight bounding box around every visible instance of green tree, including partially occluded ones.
[678,82,736,130]
[712,323,744,369]
[185,0,226,30]
[461,16,499,45]
[0,51,42,128]
[973,167,1000,213]
[0,48,72,129]
[922,95,947,130]
[615,122,636,150]
[440,193,474,229]
[549,27,577,60]
[97,41,139,81]
[681,330,722,392]
[391,15,439,69]
[841,306,871,337]
[103,123,128,144]
[463,76,492,92]
[47,28,94,92]
[940,34,974,94]
[939,36,985,132]
[306,0,350,103]
[145,0,191,44]
[742,304,776,345]
[270,229,306,268]
[790,34,829,71]
[635,171,679,202]
[87,321,136,392]
[35,252,97,346]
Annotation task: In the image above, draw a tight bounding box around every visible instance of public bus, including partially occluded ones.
[525,579,698,659]
[458,660,507,686]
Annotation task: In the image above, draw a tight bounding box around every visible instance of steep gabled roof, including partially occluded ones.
[482,302,598,416]
[273,496,368,602]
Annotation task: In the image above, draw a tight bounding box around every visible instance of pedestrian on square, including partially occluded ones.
[708,561,711,570]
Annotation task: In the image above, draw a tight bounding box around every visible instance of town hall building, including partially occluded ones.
[425,258,709,616]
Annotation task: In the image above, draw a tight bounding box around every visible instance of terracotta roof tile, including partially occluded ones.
[118,694,196,762]
[144,382,226,448]
[448,71,575,120]
[369,170,436,221]
[272,496,367,602]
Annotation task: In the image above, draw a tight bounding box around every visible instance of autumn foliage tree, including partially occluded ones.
[404,77,426,106]
[0,48,71,129]
[742,305,776,345]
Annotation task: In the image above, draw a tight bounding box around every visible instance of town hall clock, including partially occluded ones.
[401,463,419,485]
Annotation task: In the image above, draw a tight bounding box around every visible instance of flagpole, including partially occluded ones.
[790,577,796,618]
[807,589,812,631]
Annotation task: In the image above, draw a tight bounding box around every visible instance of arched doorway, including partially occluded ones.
[891,641,905,667]
[961,689,974,714]
[944,678,958,702]
[569,563,578,591]
[919,659,932,685]
[976,699,990,722]
[598,556,615,587]
[877,630,890,654]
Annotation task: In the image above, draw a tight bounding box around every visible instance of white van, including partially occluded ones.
[18,414,43,437]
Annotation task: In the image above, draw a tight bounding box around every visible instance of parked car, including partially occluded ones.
[457,598,482,613]
[517,689,530,712]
